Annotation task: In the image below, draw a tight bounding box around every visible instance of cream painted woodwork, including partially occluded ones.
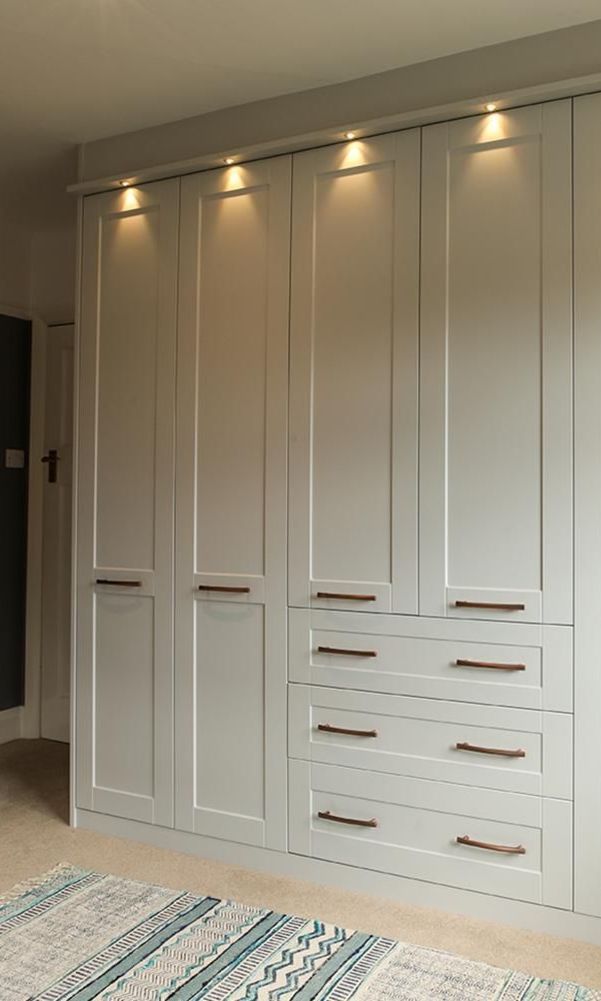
[289,130,420,614]
[175,157,290,849]
[72,97,591,936]
[76,179,179,827]
[420,102,572,625]
[574,91,601,918]
[289,608,572,712]
[289,686,572,798]
[289,761,572,909]
[41,324,74,744]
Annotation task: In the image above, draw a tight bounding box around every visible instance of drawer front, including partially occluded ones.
[289,686,572,799]
[289,609,572,711]
[289,761,572,908]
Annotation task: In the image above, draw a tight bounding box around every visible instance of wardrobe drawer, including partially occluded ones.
[289,761,572,908]
[289,685,572,799]
[289,608,572,711]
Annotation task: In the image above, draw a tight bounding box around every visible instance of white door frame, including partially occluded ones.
[0,305,71,743]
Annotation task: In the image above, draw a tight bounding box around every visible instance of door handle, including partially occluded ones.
[317,723,378,738]
[41,448,59,483]
[454,600,525,612]
[456,835,526,855]
[455,741,526,758]
[318,810,378,828]
[317,646,378,658]
[455,658,526,672]
[315,592,377,602]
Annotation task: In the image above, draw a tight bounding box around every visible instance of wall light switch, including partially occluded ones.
[5,448,25,469]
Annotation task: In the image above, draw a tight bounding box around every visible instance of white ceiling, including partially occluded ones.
[2,0,601,225]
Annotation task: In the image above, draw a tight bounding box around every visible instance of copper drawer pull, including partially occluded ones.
[317,646,377,658]
[96,578,141,587]
[318,723,378,738]
[455,741,526,758]
[316,592,377,602]
[455,658,526,672]
[454,600,525,611]
[457,835,526,855]
[197,585,251,594]
[318,810,378,828]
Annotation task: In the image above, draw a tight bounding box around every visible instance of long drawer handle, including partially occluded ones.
[96,578,141,587]
[197,585,251,594]
[455,658,526,672]
[318,723,378,738]
[316,591,377,602]
[456,835,526,855]
[317,645,378,658]
[318,810,378,828]
[454,600,525,611]
[455,741,526,758]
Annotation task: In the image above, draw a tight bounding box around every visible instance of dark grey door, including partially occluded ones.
[0,315,31,710]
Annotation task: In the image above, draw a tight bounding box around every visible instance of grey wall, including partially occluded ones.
[0,315,31,710]
[80,19,601,181]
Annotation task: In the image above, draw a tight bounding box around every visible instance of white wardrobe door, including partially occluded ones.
[574,92,601,918]
[175,156,290,849]
[420,102,572,624]
[289,131,420,614]
[76,179,178,827]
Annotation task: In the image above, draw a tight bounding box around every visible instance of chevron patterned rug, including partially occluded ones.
[0,864,596,1000]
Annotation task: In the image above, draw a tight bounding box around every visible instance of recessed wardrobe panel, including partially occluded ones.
[447,140,541,592]
[175,157,290,849]
[193,601,265,843]
[195,189,268,577]
[95,210,159,570]
[312,165,393,585]
[289,132,420,613]
[76,179,178,828]
[93,593,154,798]
[420,103,572,623]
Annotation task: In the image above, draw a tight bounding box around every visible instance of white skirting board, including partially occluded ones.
[0,707,22,745]
[74,808,601,947]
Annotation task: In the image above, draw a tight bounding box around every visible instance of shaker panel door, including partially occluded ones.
[289,132,420,614]
[76,179,178,826]
[420,102,572,624]
[175,157,290,849]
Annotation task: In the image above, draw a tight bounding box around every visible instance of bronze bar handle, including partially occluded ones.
[317,645,377,658]
[454,600,525,611]
[197,585,251,594]
[456,835,526,855]
[455,658,526,672]
[455,741,526,758]
[318,810,378,828]
[318,723,378,738]
[316,591,377,602]
[96,578,142,587]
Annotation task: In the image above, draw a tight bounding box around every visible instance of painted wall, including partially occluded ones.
[79,19,601,181]
[0,315,31,710]
[29,221,76,325]
[0,222,32,313]
[0,221,76,324]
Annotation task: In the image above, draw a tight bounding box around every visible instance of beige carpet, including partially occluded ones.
[1,739,600,989]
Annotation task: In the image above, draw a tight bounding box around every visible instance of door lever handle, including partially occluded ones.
[41,448,59,483]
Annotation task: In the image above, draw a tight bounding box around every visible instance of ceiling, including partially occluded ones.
[2,0,601,226]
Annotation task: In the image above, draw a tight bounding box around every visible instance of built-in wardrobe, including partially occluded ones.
[73,93,601,939]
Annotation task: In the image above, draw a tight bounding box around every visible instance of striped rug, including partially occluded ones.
[0,864,595,1000]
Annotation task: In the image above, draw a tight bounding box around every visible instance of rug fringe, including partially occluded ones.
[0,862,80,907]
